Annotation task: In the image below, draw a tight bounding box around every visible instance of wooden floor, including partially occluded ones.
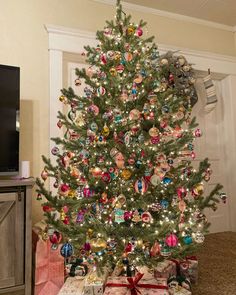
[192,232,236,295]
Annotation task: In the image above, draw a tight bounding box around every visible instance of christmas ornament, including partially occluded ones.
[102,172,111,183]
[194,128,202,137]
[149,127,159,137]
[121,169,132,180]
[109,67,117,76]
[90,238,107,252]
[114,152,125,169]
[74,78,81,86]
[41,169,48,181]
[129,109,140,120]
[136,27,143,36]
[150,174,161,186]
[141,211,152,223]
[192,183,204,196]
[219,192,227,203]
[193,231,205,243]
[178,200,186,212]
[107,50,114,59]
[116,64,125,73]
[127,25,135,35]
[165,233,178,247]
[49,231,62,249]
[115,208,125,223]
[134,179,148,194]
[150,241,160,257]
[132,210,142,222]
[160,246,171,257]
[60,242,73,258]
[183,236,193,245]
[177,187,187,199]
[51,146,59,155]
[125,52,133,61]
[88,104,99,116]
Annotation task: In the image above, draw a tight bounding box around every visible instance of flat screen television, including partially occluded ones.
[0,64,20,176]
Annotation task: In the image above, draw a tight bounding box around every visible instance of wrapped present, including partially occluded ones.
[179,256,198,284]
[104,273,169,295]
[169,285,192,295]
[154,260,177,279]
[32,221,65,295]
[58,277,85,295]
[83,270,107,295]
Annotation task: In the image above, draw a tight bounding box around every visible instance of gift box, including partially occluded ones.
[82,271,106,295]
[154,260,177,279]
[104,273,169,295]
[179,256,198,284]
[169,285,192,295]
[32,220,65,295]
[58,277,85,295]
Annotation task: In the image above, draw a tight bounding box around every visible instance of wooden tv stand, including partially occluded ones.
[0,179,34,295]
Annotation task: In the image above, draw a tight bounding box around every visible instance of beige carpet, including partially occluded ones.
[192,232,236,295]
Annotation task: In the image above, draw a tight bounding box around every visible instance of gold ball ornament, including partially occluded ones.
[109,67,117,76]
[127,25,135,35]
[149,127,159,137]
[59,95,67,104]
[193,183,204,196]
[121,169,132,180]
[90,238,107,252]
[178,56,186,66]
[160,58,168,66]
[102,124,110,137]
[114,51,121,61]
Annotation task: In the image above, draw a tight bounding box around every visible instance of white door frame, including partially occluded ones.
[45,24,236,231]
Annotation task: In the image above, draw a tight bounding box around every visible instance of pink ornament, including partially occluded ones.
[124,211,133,220]
[116,64,125,73]
[41,169,48,181]
[62,206,69,213]
[195,128,202,137]
[165,233,178,247]
[83,187,91,197]
[136,27,143,37]
[97,86,106,96]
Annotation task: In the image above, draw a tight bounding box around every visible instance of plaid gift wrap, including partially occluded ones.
[169,285,192,295]
[180,256,198,284]
[104,273,169,295]
[154,260,177,279]
[58,277,85,295]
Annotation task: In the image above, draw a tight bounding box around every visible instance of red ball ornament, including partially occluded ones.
[194,128,202,137]
[136,27,143,37]
[125,242,132,253]
[63,216,70,225]
[49,231,62,244]
[100,53,107,64]
[60,184,70,193]
[165,233,178,247]
[102,172,111,183]
[42,205,52,212]
[177,187,187,199]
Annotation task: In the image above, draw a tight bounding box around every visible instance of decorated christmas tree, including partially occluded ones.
[37,0,225,274]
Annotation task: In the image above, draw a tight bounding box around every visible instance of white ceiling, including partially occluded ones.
[124,0,236,27]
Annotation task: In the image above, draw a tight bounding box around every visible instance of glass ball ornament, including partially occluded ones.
[134,178,148,194]
[165,233,178,247]
[183,236,193,245]
[60,242,73,258]
[193,231,205,244]
[160,245,171,257]
[90,238,107,252]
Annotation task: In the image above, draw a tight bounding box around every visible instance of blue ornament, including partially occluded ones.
[183,236,193,245]
[135,160,142,168]
[162,177,172,185]
[160,199,169,209]
[132,88,137,95]
[162,105,169,113]
[188,143,194,151]
[60,242,73,258]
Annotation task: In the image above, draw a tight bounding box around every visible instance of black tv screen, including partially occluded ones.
[0,65,20,175]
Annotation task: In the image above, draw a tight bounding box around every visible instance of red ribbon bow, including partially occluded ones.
[106,272,168,295]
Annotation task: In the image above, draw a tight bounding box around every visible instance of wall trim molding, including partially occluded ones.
[92,0,235,32]
[45,24,236,76]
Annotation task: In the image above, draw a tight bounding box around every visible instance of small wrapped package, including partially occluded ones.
[104,273,169,295]
[82,271,106,295]
[58,277,85,295]
[154,260,177,279]
[169,285,192,295]
[179,256,198,284]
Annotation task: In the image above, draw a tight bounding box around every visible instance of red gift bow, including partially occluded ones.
[106,272,168,295]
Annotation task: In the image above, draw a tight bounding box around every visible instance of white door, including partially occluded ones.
[193,78,230,233]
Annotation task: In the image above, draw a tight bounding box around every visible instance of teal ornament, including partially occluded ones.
[90,122,98,132]
[160,199,169,209]
[160,246,171,257]
[135,160,142,168]
[188,143,194,150]
[60,242,73,258]
[132,88,137,95]
[162,177,172,185]
[115,208,125,223]
[115,114,122,123]
[183,236,193,245]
